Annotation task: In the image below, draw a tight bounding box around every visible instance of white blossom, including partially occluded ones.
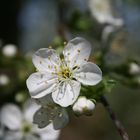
[0,101,60,140]
[89,0,124,26]
[129,63,140,75]
[72,96,95,115]
[2,44,17,57]
[26,37,102,107]
[0,74,9,86]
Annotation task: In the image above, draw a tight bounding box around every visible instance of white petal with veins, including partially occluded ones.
[33,48,60,73]
[74,62,102,85]
[26,72,58,98]
[52,80,81,107]
[63,37,91,68]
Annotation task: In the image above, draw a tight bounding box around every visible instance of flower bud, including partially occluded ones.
[129,63,140,75]
[0,74,9,86]
[72,97,95,116]
[2,44,17,57]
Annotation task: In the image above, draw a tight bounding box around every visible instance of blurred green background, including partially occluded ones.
[0,0,140,140]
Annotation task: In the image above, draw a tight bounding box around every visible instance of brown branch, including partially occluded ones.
[100,96,130,140]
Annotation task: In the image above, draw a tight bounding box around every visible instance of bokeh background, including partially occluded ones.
[0,0,140,140]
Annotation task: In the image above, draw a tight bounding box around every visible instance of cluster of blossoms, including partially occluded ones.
[26,37,102,129]
[0,101,60,140]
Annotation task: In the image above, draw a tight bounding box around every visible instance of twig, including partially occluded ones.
[100,96,130,140]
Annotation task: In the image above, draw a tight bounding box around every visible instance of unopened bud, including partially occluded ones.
[0,74,9,86]
[129,63,140,75]
[72,97,95,116]
[2,44,17,57]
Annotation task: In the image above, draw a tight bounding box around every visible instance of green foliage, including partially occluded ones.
[81,77,116,101]
[68,11,93,31]
[0,47,34,105]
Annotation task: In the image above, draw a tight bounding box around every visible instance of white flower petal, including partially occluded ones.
[24,134,39,140]
[0,104,22,130]
[52,80,81,107]
[33,48,60,72]
[23,100,40,123]
[86,100,95,111]
[3,131,23,140]
[53,108,69,130]
[26,72,58,98]
[72,97,87,115]
[74,62,102,85]
[33,107,51,128]
[76,97,87,108]
[63,37,91,68]
[72,102,83,114]
[35,124,60,140]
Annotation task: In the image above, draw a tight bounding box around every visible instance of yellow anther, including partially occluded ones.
[49,46,52,49]
[64,41,67,45]
[67,52,70,55]
[48,56,51,60]
[48,65,51,68]
[77,49,80,53]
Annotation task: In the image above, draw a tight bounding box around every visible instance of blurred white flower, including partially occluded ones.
[72,96,95,116]
[26,37,102,107]
[89,0,124,26]
[0,74,9,86]
[0,101,60,140]
[34,95,69,130]
[129,63,140,75]
[2,44,17,57]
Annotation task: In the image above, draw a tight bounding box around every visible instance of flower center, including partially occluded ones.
[21,122,31,134]
[59,68,72,79]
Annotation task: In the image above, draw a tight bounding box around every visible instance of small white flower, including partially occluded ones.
[2,44,17,57]
[72,96,95,116]
[26,37,102,107]
[129,63,140,75]
[89,0,124,26]
[0,101,60,140]
[0,74,9,86]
